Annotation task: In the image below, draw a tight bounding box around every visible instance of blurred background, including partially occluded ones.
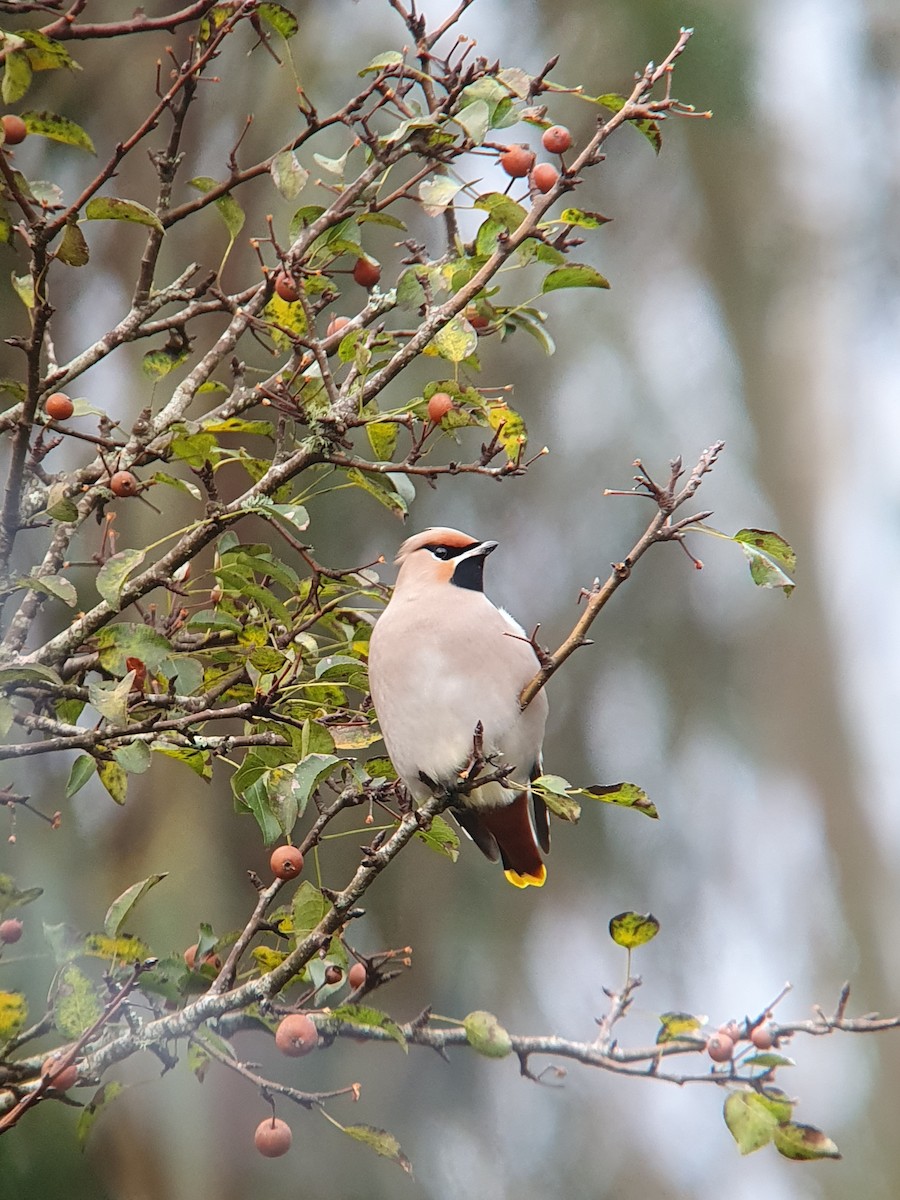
[1,0,899,1197]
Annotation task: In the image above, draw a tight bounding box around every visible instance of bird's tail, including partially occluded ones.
[478,792,547,888]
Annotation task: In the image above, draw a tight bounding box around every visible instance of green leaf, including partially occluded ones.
[0,697,12,738]
[733,529,796,595]
[291,880,330,939]
[656,1011,705,1043]
[238,495,310,534]
[463,1010,512,1058]
[346,468,409,519]
[330,1004,407,1049]
[0,874,43,915]
[366,421,398,461]
[11,273,35,310]
[2,52,32,104]
[474,192,527,232]
[745,1052,795,1070]
[154,743,212,780]
[559,207,612,229]
[487,402,527,459]
[104,873,168,937]
[84,196,162,232]
[97,759,128,805]
[582,781,658,819]
[18,29,79,72]
[17,572,77,606]
[451,98,490,144]
[88,673,135,726]
[96,624,173,675]
[431,316,478,364]
[188,176,245,240]
[83,932,148,961]
[359,51,405,76]
[542,264,610,293]
[54,962,102,1037]
[0,991,28,1041]
[339,1123,412,1174]
[724,1092,779,1155]
[76,1082,124,1150]
[608,911,660,949]
[416,813,460,861]
[773,1122,841,1161]
[56,220,90,266]
[95,548,146,609]
[65,755,96,799]
[292,753,342,811]
[270,150,308,199]
[313,148,351,178]
[258,3,300,38]
[419,176,464,216]
[0,663,63,691]
[112,740,153,775]
[142,344,189,379]
[505,307,555,355]
[21,109,94,152]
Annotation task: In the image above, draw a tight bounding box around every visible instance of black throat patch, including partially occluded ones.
[450,554,486,592]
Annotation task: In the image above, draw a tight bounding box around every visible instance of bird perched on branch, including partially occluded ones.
[368,528,550,887]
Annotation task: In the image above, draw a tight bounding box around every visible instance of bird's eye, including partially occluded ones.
[430,546,450,560]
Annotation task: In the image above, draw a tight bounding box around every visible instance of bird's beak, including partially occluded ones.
[475,540,498,558]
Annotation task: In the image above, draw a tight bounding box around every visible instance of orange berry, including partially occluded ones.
[348,962,366,989]
[254,1117,292,1157]
[465,306,490,330]
[1,115,27,146]
[707,1033,734,1063]
[274,271,300,302]
[427,392,453,423]
[326,315,351,337]
[270,845,304,880]
[531,163,559,194]
[110,470,139,498]
[274,1013,317,1057]
[183,943,222,971]
[542,125,572,154]
[353,256,381,289]
[45,392,74,421]
[499,144,535,178]
[0,918,23,944]
[41,1054,78,1091]
[750,1024,774,1050]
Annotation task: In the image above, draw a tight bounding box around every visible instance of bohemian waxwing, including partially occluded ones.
[368,528,550,888]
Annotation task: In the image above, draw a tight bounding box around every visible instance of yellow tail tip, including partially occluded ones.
[504,865,547,889]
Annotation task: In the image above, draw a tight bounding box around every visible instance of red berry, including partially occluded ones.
[45,392,74,421]
[465,306,490,330]
[110,470,139,498]
[274,271,300,302]
[499,144,535,178]
[326,315,351,337]
[274,1013,317,1057]
[324,965,343,985]
[347,962,366,990]
[531,163,559,194]
[254,1117,292,1158]
[270,845,304,880]
[183,943,222,971]
[750,1024,774,1050]
[717,1021,741,1043]
[542,125,572,154]
[2,115,27,146]
[707,1033,734,1063]
[0,918,23,944]
[427,392,453,424]
[41,1054,78,1091]
[353,256,381,289]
